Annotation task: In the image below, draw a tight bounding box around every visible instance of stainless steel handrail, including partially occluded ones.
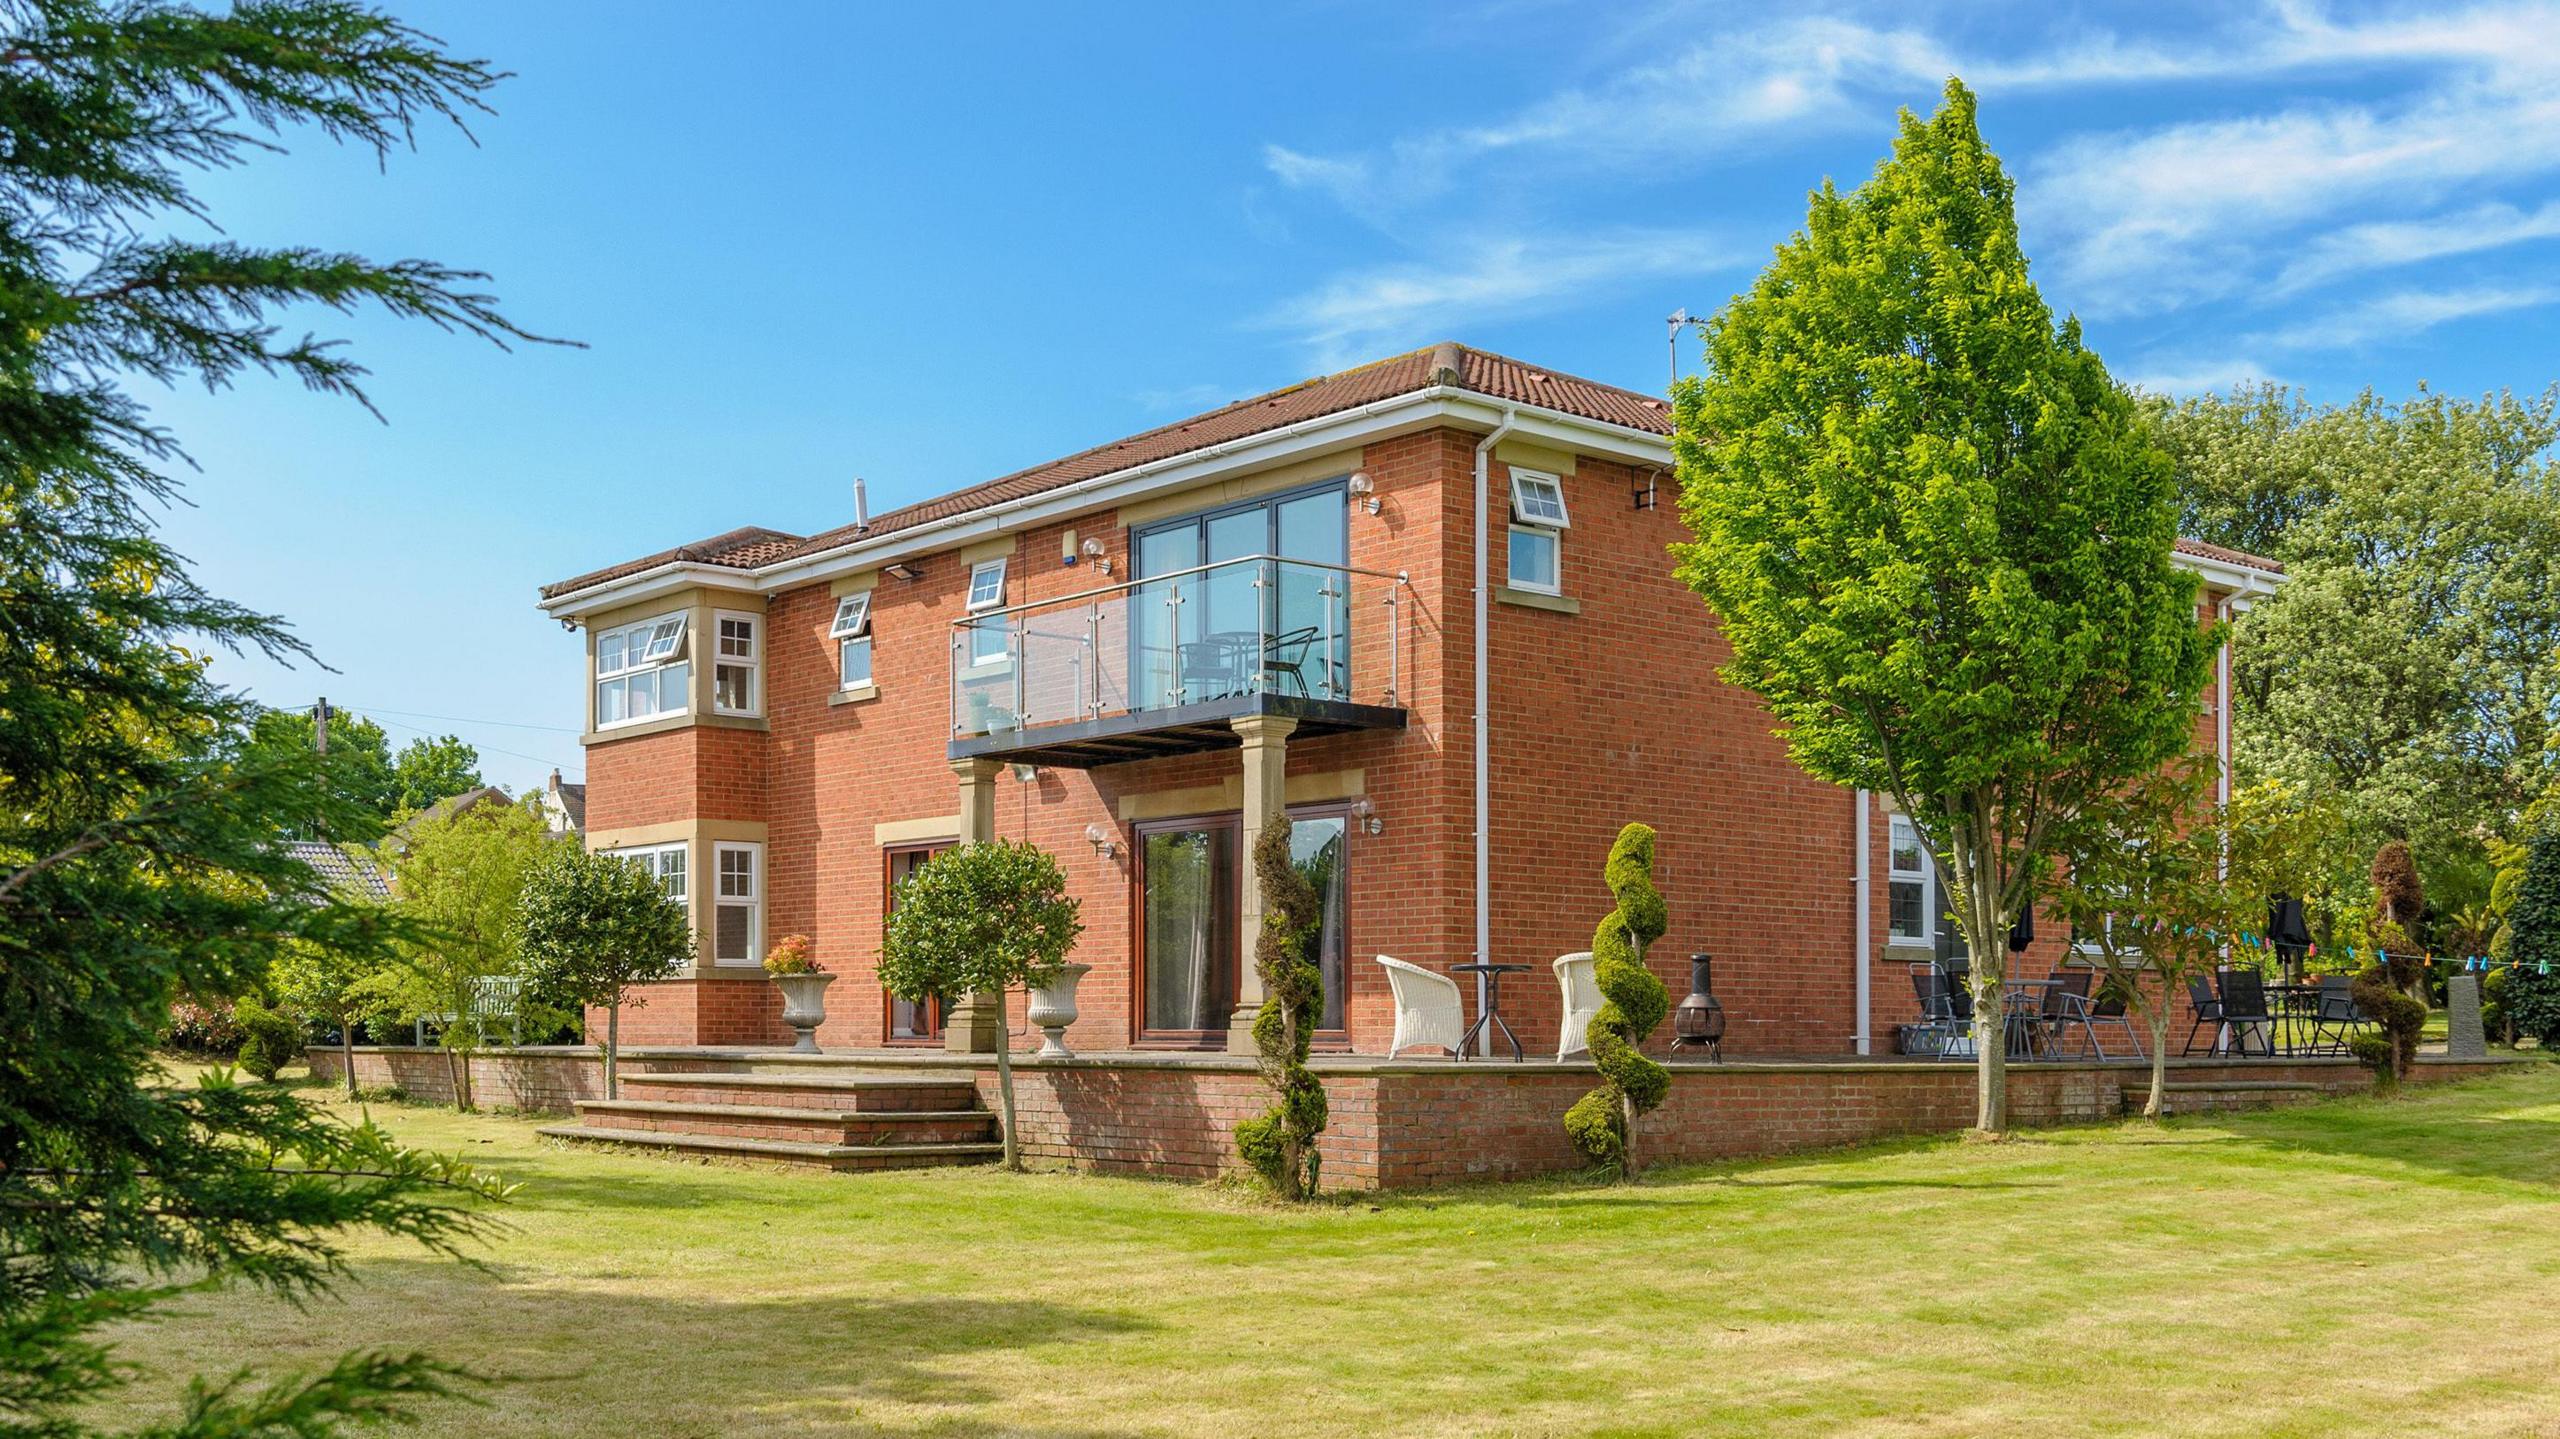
[949,553,1410,626]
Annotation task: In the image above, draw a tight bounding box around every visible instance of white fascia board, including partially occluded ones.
[2175,551,2286,599]
[536,388,1678,616]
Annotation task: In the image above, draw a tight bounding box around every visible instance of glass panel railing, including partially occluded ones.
[950,554,1407,740]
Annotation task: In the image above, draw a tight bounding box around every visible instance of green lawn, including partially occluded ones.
[102,1063,2560,1438]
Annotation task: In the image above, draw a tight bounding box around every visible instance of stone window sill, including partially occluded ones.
[828,683,881,707]
[582,711,768,746]
[1495,586,1580,614]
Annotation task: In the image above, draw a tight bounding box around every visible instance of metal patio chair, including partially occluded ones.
[2215,967,2279,1057]
[2182,972,2229,1055]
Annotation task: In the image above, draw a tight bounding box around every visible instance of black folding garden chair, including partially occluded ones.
[2214,967,2279,1057]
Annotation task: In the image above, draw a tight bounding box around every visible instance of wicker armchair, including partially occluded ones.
[1552,951,1601,1062]
[1377,955,1466,1059]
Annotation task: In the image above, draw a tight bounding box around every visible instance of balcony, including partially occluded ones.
[947,554,1411,768]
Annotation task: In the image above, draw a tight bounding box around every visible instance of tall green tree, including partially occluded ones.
[2150,384,2560,864]
[1672,79,2216,1132]
[362,797,564,1110]
[2499,827,2560,1047]
[247,708,485,838]
[880,841,1083,1172]
[0,2,543,1433]
[514,845,693,1101]
[389,732,484,815]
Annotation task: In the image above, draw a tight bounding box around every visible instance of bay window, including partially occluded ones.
[603,842,687,905]
[713,841,762,966]
[713,612,759,715]
[594,611,690,728]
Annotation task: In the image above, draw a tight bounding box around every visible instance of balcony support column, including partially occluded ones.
[1226,713,1299,1054]
[942,756,1007,1054]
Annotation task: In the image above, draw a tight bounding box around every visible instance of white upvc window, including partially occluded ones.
[594,611,691,729]
[1507,524,1560,593]
[1888,815,1930,944]
[712,841,762,966]
[830,592,874,689]
[712,611,759,715]
[602,841,687,905]
[1508,468,1570,528]
[966,558,1009,666]
[1506,468,1567,594]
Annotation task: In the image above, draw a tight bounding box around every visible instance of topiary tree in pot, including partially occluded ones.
[1564,823,1671,1181]
[880,841,1084,1171]
[1234,818,1328,1198]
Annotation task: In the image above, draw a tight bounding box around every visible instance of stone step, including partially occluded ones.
[616,1071,980,1113]
[2127,1078,2330,1117]
[574,1099,996,1147]
[538,1124,1003,1172]
[2160,1079,2325,1093]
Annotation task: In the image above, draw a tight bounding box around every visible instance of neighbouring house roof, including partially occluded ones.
[543,769,586,834]
[538,340,2284,603]
[284,839,392,901]
[387,785,517,851]
[539,342,1674,601]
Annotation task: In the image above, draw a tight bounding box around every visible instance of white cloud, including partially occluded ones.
[2246,284,2560,349]
[2269,199,2560,296]
[1261,229,1732,368]
[2119,355,2287,396]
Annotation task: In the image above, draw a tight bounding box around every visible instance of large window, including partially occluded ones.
[594,611,690,728]
[712,841,761,966]
[830,592,873,689]
[1888,814,1968,963]
[713,611,759,715]
[1130,480,1348,709]
[966,558,1009,666]
[1505,468,1568,594]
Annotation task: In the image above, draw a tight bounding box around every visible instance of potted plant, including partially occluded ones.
[763,934,834,1052]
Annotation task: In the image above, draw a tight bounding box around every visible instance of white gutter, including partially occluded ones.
[1854,788,1871,1056]
[1472,406,1520,1053]
[539,389,1675,618]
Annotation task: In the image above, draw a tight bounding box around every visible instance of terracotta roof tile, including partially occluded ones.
[2173,537,2285,574]
[541,344,1671,600]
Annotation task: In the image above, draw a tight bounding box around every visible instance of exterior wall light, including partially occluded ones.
[1081,535,1111,574]
[1348,471,1381,515]
[1083,822,1119,860]
[883,561,920,582]
[1350,797,1383,835]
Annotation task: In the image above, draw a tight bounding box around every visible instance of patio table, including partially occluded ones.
[2000,978,2058,1060]
[1450,962,1531,1061]
[2261,982,2327,1055]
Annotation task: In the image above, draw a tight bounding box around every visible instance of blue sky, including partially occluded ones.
[158,0,2560,792]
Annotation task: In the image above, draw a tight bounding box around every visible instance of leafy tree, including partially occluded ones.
[514,845,694,1100]
[0,2,543,1432]
[389,733,485,817]
[2501,827,2560,1047]
[247,709,484,838]
[232,999,305,1081]
[2152,384,2560,864]
[1671,78,2216,1131]
[880,841,1084,1172]
[361,797,565,1109]
[1234,819,1327,1198]
[1563,823,1670,1179]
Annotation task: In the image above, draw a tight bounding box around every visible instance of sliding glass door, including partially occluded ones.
[1136,805,1351,1044]
[1129,480,1349,710]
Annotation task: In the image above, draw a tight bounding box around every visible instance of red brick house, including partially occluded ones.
[534,342,2283,1065]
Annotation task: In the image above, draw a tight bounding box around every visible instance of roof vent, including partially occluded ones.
[853,477,870,533]
[1429,341,1464,387]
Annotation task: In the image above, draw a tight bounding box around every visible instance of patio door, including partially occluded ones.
[883,843,950,1042]
[1137,817,1238,1041]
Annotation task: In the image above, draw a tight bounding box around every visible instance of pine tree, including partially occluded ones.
[0,3,546,1433]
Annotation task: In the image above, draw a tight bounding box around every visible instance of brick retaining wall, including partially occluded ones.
[308,1046,2512,1189]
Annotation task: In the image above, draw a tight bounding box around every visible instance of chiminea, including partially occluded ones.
[1671,953,1725,1063]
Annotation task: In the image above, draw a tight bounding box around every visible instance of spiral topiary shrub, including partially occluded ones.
[1563,823,1671,1180]
[1235,819,1328,1198]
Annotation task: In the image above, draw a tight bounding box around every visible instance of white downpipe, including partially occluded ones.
[2215,603,2233,815]
[1473,407,1520,1055]
[1854,789,1872,1055]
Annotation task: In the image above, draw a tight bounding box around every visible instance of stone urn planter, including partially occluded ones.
[1027,962,1092,1058]
[771,971,837,1053]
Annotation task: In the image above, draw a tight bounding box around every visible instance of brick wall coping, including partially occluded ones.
[311,1043,2524,1079]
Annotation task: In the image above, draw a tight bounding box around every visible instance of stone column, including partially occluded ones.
[1227,714,1298,1053]
[943,757,1007,1054]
